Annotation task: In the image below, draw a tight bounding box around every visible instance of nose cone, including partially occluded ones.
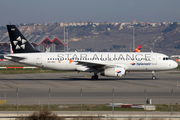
[172,61,178,69]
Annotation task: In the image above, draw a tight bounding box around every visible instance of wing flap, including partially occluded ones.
[76,61,106,67]
[74,60,127,69]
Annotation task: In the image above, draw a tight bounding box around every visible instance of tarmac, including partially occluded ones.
[0,71,180,105]
[0,70,180,118]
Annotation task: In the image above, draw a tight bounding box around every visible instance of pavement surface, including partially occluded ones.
[0,71,180,105]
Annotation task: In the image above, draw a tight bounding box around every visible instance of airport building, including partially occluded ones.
[0,35,68,53]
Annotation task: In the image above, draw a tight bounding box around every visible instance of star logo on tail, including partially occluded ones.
[13,36,27,50]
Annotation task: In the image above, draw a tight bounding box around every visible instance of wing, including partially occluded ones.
[73,60,127,72]
[77,61,106,67]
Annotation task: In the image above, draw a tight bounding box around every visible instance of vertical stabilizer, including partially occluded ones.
[7,25,40,53]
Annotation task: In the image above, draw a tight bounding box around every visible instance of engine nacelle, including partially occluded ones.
[101,67,126,77]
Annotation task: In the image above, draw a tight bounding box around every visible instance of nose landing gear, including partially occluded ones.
[152,71,156,80]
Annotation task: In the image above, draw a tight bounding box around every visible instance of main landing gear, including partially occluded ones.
[152,71,156,80]
[91,74,99,80]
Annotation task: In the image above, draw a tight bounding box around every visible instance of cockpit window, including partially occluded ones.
[163,57,171,60]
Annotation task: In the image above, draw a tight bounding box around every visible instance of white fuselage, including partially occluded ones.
[5,52,178,71]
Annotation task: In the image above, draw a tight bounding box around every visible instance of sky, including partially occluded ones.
[0,0,180,26]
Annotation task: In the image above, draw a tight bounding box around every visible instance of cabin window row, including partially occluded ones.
[47,58,150,61]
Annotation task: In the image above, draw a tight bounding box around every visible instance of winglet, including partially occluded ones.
[133,44,142,52]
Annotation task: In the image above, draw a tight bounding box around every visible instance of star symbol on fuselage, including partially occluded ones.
[13,36,27,50]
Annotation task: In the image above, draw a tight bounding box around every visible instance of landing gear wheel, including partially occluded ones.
[152,76,156,80]
[152,71,156,80]
[94,74,98,80]
[91,74,98,80]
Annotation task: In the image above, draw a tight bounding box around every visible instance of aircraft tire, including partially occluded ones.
[91,76,95,80]
[152,76,156,80]
[94,75,98,80]
[91,75,98,80]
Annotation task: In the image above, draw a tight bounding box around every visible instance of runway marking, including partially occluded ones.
[85,76,91,77]
[114,81,143,88]
[0,82,23,88]
[0,100,7,104]
[116,81,133,86]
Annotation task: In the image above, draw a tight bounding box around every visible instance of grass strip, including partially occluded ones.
[0,65,68,74]
[0,104,179,111]
[0,69,67,74]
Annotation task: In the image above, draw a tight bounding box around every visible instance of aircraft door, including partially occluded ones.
[151,54,157,65]
[36,55,42,65]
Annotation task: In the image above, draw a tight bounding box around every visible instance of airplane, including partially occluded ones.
[133,44,142,52]
[171,55,180,62]
[4,25,178,80]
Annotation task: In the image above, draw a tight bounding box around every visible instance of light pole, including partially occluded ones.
[64,25,65,51]
[133,27,135,50]
[67,30,68,52]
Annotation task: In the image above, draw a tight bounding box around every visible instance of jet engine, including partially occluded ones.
[101,67,126,77]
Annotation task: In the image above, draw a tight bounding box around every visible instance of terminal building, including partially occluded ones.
[0,35,68,53]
